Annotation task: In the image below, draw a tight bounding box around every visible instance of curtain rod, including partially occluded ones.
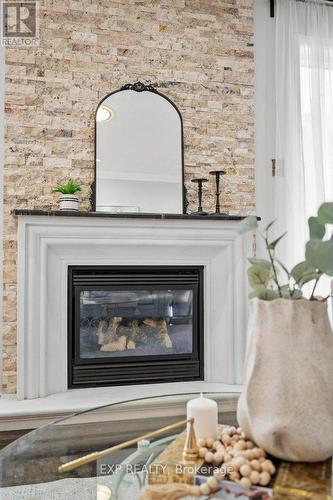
[270,0,333,18]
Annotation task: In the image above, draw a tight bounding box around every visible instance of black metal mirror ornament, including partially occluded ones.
[191,178,209,215]
[209,170,226,214]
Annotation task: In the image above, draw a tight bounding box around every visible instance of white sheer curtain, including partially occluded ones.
[275,0,333,275]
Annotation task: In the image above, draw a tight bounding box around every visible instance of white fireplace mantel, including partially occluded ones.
[15,214,252,401]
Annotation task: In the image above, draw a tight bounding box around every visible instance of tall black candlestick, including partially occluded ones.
[191,178,208,215]
[209,170,226,214]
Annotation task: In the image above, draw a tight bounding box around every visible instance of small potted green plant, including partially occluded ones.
[236,202,333,463]
[52,179,81,211]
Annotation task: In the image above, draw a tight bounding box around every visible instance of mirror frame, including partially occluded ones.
[91,81,186,214]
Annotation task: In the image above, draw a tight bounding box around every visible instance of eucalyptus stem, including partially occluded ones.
[265,238,282,297]
[310,276,320,301]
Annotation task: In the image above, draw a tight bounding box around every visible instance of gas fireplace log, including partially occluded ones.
[141,318,172,348]
[105,316,122,344]
[97,320,107,345]
[100,335,127,352]
[97,317,173,351]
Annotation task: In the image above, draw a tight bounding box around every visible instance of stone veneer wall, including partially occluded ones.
[2,0,254,393]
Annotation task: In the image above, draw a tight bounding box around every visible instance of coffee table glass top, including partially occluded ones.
[0,393,237,499]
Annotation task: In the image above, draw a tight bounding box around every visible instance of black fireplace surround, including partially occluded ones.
[68,266,204,388]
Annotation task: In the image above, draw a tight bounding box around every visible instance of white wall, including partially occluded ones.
[254,0,276,255]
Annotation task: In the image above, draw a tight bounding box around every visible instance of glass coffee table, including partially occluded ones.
[0,393,238,499]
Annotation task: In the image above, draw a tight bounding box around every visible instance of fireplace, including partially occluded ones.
[68,266,204,388]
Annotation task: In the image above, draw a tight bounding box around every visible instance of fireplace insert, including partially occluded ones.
[68,266,204,388]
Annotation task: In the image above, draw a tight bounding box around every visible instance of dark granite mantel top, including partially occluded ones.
[12,209,256,221]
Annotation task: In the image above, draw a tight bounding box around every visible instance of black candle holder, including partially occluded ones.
[209,170,226,214]
[191,178,209,215]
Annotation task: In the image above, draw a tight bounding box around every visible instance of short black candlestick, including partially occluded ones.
[191,178,209,215]
[209,170,226,214]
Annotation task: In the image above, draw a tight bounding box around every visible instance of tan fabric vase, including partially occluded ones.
[237,298,333,462]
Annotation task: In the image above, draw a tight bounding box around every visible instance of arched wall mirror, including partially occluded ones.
[92,82,185,214]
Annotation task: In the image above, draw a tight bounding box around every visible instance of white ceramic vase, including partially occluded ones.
[59,194,79,211]
[237,298,333,462]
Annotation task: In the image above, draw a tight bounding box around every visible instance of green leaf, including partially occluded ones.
[52,178,81,194]
[280,285,303,299]
[305,240,321,268]
[308,217,325,240]
[290,289,303,299]
[318,202,333,224]
[291,261,315,282]
[248,258,272,270]
[316,240,333,276]
[237,216,258,234]
[267,232,287,250]
[264,219,276,232]
[249,288,279,301]
[305,240,333,276]
[299,272,322,286]
[280,284,291,298]
[247,265,271,289]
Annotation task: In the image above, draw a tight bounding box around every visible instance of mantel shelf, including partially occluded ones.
[12,209,258,221]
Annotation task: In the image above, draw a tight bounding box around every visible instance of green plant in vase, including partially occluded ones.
[236,202,333,463]
[52,179,81,211]
[237,202,333,301]
[52,179,81,195]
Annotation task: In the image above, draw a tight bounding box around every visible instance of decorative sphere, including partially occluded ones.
[252,448,261,459]
[236,440,247,450]
[244,450,254,460]
[250,470,260,484]
[265,460,276,474]
[204,451,215,463]
[207,476,218,491]
[261,460,273,473]
[222,435,232,446]
[259,471,271,486]
[239,464,252,477]
[214,450,224,463]
[240,477,252,489]
[213,468,226,480]
[199,482,211,495]
[206,437,215,448]
[232,456,246,470]
[213,440,223,450]
[250,459,260,471]
[229,471,240,482]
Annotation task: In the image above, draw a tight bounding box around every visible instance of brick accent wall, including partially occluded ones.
[2,0,254,393]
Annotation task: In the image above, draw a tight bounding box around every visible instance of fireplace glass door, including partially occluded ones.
[80,289,193,358]
[68,267,204,388]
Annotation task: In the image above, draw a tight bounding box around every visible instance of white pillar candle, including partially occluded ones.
[187,393,218,441]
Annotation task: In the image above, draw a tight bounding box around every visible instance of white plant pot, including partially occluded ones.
[59,194,79,211]
[237,298,333,462]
